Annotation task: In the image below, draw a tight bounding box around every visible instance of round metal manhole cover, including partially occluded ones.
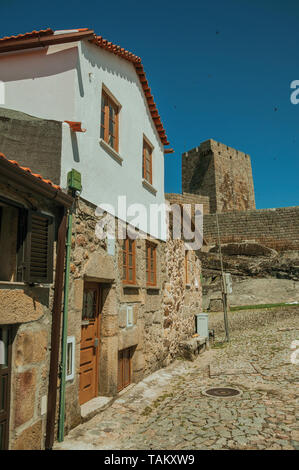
[202,387,242,398]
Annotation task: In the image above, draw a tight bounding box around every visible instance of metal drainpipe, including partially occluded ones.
[58,204,73,442]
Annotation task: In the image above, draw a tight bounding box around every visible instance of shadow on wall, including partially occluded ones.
[71,132,80,162]
[0,47,78,82]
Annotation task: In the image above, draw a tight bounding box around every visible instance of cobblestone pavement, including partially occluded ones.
[55,312,299,450]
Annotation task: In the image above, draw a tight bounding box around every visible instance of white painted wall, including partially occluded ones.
[0,44,77,121]
[0,40,167,239]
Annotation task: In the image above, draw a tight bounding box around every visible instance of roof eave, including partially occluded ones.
[0,158,73,208]
[0,29,94,54]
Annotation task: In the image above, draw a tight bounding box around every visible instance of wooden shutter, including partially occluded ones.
[24,211,54,283]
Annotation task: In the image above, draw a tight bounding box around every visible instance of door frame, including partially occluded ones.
[79,282,102,405]
[0,325,13,450]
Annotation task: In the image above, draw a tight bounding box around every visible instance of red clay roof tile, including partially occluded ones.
[0,28,54,43]
[0,28,170,147]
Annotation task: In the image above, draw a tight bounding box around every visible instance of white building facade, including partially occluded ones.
[0,28,170,239]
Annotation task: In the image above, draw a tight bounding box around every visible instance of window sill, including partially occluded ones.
[0,281,51,288]
[142,179,157,195]
[0,281,26,287]
[99,138,123,165]
[122,284,140,290]
[146,285,160,292]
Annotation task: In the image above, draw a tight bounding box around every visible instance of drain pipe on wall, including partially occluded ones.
[58,169,82,442]
[57,204,73,442]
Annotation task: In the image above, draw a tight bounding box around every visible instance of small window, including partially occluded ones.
[100,89,120,152]
[142,138,153,185]
[122,238,136,285]
[0,199,54,284]
[126,306,133,327]
[146,241,157,286]
[118,347,133,392]
[66,336,75,381]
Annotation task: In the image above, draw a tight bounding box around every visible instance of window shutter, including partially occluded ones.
[24,211,54,284]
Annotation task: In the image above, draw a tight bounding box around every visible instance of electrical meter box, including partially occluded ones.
[195,313,209,338]
[67,169,82,192]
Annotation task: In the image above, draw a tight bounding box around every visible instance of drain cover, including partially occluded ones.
[203,387,241,398]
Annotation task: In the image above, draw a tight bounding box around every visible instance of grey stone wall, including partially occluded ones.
[203,206,299,251]
[182,139,256,213]
[0,107,62,186]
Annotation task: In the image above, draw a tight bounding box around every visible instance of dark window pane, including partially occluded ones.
[0,422,4,451]
[83,290,96,319]
[0,328,8,369]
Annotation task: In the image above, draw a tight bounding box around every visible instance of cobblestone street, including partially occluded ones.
[55,310,299,450]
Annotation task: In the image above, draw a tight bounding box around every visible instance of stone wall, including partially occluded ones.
[165,192,210,215]
[0,107,62,186]
[0,178,61,450]
[182,139,255,213]
[209,306,299,336]
[203,206,299,251]
[64,197,202,433]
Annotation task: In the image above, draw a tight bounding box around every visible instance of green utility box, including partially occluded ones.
[67,169,82,192]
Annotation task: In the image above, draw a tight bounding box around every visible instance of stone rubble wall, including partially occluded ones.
[64,197,202,433]
[0,179,60,450]
[182,139,256,214]
[203,206,299,251]
[166,192,210,215]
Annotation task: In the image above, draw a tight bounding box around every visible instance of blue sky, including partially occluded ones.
[1,0,299,208]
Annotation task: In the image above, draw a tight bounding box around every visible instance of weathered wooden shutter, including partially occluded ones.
[24,211,54,283]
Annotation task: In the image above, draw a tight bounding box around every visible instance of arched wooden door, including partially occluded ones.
[79,283,101,405]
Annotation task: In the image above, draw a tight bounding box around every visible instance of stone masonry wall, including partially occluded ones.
[182,139,255,213]
[0,178,60,450]
[166,192,210,215]
[64,197,202,434]
[203,206,299,251]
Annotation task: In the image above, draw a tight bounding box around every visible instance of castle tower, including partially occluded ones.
[182,139,255,213]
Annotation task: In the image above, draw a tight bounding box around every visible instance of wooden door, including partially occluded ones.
[79,283,101,405]
[0,326,12,450]
[118,347,132,392]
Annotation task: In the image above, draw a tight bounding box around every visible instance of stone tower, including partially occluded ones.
[182,139,255,213]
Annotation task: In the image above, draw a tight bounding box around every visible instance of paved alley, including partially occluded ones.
[55,310,299,450]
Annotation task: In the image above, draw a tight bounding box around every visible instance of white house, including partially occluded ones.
[0,28,172,239]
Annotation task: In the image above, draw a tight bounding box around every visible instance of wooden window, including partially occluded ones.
[146,241,157,286]
[100,90,119,152]
[142,139,153,184]
[0,198,54,284]
[118,347,133,392]
[122,238,136,285]
[185,250,189,285]
[0,326,12,450]
[82,287,98,320]
[24,211,54,284]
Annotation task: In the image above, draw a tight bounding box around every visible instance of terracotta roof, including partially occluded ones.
[0,28,170,147]
[91,34,169,146]
[0,152,61,190]
[0,28,54,43]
